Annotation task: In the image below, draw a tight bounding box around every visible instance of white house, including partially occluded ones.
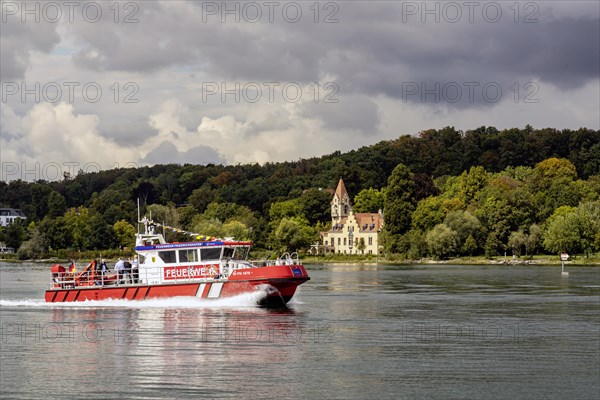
[0,208,27,227]
[319,179,383,255]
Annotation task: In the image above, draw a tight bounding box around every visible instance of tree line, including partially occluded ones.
[0,126,598,259]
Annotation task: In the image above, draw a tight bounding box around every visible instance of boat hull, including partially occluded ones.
[45,265,309,307]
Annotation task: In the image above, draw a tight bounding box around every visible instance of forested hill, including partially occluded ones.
[2,126,599,217]
[1,126,599,258]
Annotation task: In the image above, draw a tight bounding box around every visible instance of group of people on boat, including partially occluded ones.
[96,256,139,285]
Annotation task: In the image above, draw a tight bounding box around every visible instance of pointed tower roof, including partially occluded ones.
[334,178,349,202]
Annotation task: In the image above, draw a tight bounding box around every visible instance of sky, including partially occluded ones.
[1,0,599,181]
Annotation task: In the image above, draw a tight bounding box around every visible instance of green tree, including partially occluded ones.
[458,166,488,205]
[269,199,304,222]
[508,230,527,257]
[178,205,198,230]
[405,229,428,259]
[484,232,504,258]
[5,219,26,250]
[572,201,600,256]
[29,184,52,221]
[64,207,93,250]
[88,216,116,250]
[353,188,385,213]
[204,202,256,227]
[300,188,332,225]
[425,224,459,259]
[47,191,67,217]
[535,158,578,180]
[113,220,136,249]
[411,196,445,231]
[462,235,478,256]
[444,210,482,254]
[384,163,416,253]
[191,216,223,238]
[147,203,180,227]
[543,213,580,254]
[476,197,512,253]
[188,186,215,213]
[222,220,251,240]
[37,216,71,251]
[525,224,542,256]
[273,217,315,253]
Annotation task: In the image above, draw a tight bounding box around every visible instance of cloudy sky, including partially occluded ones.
[1,0,599,180]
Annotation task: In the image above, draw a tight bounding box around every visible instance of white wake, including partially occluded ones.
[0,288,270,309]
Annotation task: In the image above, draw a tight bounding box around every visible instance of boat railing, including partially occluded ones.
[49,255,302,289]
[50,272,77,288]
[248,252,301,267]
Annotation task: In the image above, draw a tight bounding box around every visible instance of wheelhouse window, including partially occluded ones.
[235,246,250,260]
[201,247,222,260]
[158,250,177,263]
[222,247,235,259]
[178,249,198,263]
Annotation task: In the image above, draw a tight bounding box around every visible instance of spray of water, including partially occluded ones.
[0,286,271,309]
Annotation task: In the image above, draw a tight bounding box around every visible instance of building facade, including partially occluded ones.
[319,179,383,255]
[0,208,27,227]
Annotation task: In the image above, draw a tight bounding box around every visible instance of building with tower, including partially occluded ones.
[317,179,383,255]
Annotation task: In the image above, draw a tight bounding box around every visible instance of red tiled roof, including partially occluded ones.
[354,212,383,232]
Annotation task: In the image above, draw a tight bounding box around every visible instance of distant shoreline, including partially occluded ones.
[303,258,600,266]
[1,255,598,266]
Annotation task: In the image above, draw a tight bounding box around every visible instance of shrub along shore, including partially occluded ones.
[1,253,598,266]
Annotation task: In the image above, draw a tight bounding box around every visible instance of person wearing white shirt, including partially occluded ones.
[114,258,125,284]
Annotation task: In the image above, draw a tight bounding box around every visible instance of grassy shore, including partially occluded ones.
[1,253,599,266]
[302,254,600,266]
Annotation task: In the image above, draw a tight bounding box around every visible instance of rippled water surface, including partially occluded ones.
[1,262,599,399]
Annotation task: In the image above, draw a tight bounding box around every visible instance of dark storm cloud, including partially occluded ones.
[142,140,225,165]
[2,0,597,113]
[0,15,60,80]
[98,117,153,147]
[299,95,380,134]
[67,4,326,83]
[244,109,293,137]
[57,1,598,110]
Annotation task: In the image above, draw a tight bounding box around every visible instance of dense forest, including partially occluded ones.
[1,126,599,260]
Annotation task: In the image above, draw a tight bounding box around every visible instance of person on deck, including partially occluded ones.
[124,258,132,284]
[132,256,139,284]
[98,259,108,285]
[99,259,108,275]
[114,258,125,284]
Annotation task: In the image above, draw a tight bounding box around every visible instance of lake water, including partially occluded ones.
[1,262,598,399]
